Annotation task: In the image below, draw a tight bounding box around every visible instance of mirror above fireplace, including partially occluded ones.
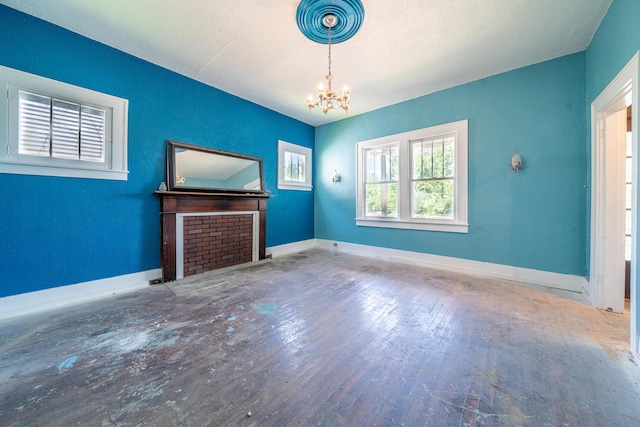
[166,140,265,194]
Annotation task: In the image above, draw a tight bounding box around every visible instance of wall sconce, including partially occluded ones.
[510,150,523,173]
[331,170,340,183]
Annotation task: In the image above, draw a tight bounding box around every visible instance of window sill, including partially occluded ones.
[356,217,468,233]
[277,183,313,191]
[0,161,129,181]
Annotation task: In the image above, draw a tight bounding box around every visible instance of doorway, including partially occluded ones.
[590,51,639,360]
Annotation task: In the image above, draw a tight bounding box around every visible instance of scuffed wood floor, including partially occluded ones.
[1,249,639,426]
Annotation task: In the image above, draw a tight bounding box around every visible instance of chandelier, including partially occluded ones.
[306,14,350,117]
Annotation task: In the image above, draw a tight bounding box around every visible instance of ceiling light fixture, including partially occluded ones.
[296,0,364,118]
[306,14,350,117]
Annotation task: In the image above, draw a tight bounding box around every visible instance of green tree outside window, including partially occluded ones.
[411,137,455,219]
[365,145,398,217]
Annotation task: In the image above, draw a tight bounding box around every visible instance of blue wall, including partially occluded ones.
[0,6,314,298]
[2,1,630,299]
[315,53,587,276]
[586,0,640,103]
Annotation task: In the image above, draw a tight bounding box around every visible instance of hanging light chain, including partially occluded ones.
[327,23,332,76]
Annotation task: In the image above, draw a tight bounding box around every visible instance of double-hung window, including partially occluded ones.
[0,65,128,180]
[278,140,312,191]
[356,120,468,233]
[364,143,399,217]
[411,136,455,219]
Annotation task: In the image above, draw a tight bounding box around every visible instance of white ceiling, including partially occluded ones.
[0,0,612,127]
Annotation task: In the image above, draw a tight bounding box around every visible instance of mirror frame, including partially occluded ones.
[166,140,265,194]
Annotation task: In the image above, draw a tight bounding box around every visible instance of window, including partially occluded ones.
[0,65,128,180]
[364,144,399,217]
[411,136,455,219]
[356,120,468,233]
[278,140,312,191]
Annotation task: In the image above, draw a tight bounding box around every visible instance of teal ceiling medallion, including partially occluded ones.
[298,0,363,117]
[296,0,365,45]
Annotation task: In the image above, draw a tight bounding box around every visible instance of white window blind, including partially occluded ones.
[18,91,106,162]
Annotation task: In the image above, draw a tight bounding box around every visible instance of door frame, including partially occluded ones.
[589,51,639,359]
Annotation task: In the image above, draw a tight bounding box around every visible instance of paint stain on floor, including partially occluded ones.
[57,356,77,374]
[253,301,277,316]
[81,327,179,355]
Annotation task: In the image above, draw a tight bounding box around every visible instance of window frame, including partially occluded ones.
[362,141,400,217]
[0,65,128,180]
[277,140,312,191]
[356,120,468,233]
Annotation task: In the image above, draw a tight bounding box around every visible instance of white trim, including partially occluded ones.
[589,60,634,310]
[356,217,469,233]
[0,64,129,180]
[277,183,313,191]
[315,239,586,293]
[266,239,316,258]
[355,120,468,233]
[590,51,639,360]
[277,140,313,191]
[0,268,161,320]
[0,161,129,180]
[0,241,590,321]
[175,211,259,280]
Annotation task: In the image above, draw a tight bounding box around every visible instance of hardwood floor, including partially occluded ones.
[1,249,639,426]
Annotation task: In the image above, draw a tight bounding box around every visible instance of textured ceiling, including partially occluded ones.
[0,0,612,126]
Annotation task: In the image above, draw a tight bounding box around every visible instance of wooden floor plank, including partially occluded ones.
[1,249,639,426]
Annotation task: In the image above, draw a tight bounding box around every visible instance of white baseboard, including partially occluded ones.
[315,239,587,294]
[0,268,161,320]
[0,239,588,320]
[581,283,594,305]
[266,239,316,258]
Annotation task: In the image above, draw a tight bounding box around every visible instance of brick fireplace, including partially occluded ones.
[178,212,258,277]
[157,192,268,282]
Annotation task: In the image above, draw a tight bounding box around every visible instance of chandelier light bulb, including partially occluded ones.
[305,13,350,116]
